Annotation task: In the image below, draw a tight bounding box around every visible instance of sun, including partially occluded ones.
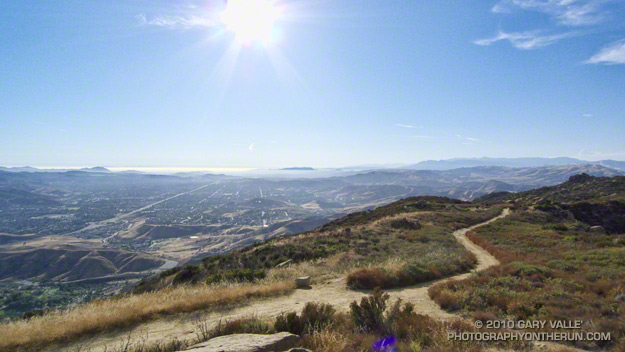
[221,0,280,45]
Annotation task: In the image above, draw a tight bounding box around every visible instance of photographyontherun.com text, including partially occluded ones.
[448,320,611,342]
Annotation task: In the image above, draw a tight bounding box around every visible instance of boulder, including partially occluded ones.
[285,349,313,352]
[590,226,606,235]
[295,276,310,288]
[388,218,421,230]
[184,332,300,352]
[276,259,293,268]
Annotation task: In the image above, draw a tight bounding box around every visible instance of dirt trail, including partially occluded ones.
[58,210,509,352]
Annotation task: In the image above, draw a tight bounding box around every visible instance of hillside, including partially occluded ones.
[431,174,625,351]
[134,196,502,293]
[0,238,165,282]
[477,173,625,204]
[0,187,59,207]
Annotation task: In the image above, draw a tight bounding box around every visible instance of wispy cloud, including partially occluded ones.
[395,123,415,128]
[248,143,255,152]
[456,134,481,143]
[474,30,574,50]
[136,13,217,30]
[492,0,607,26]
[577,149,625,159]
[585,39,625,64]
[583,113,593,117]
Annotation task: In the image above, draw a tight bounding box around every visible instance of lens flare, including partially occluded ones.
[221,0,280,44]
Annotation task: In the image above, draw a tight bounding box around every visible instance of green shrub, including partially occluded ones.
[274,312,303,335]
[389,218,422,230]
[206,268,266,284]
[542,223,569,231]
[350,287,388,333]
[383,298,414,336]
[172,265,200,284]
[301,302,336,332]
[274,302,335,335]
[506,262,552,278]
[346,268,393,290]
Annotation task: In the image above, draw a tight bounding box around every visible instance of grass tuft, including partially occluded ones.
[0,280,294,351]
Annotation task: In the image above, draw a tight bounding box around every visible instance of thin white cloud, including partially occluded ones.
[474,30,574,50]
[577,149,625,159]
[136,13,217,30]
[583,113,593,117]
[396,124,415,128]
[585,39,625,64]
[456,134,481,143]
[492,0,607,26]
[248,143,255,152]
[492,2,513,13]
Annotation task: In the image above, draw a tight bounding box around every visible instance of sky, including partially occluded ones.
[1,0,625,169]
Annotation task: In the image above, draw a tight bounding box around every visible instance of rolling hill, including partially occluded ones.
[0,240,165,282]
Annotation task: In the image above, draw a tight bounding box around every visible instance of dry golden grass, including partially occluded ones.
[0,280,294,351]
[303,327,356,352]
[266,251,360,284]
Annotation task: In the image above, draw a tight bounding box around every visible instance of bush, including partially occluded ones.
[542,223,569,232]
[274,302,336,335]
[301,302,336,332]
[274,312,304,335]
[431,289,461,311]
[172,265,201,284]
[383,298,415,337]
[346,268,393,290]
[388,218,421,230]
[347,255,476,290]
[350,287,388,333]
[505,262,552,279]
[402,263,436,283]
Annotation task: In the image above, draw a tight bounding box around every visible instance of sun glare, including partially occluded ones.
[221,0,280,45]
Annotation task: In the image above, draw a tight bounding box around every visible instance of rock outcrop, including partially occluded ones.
[183,332,300,352]
[295,276,310,288]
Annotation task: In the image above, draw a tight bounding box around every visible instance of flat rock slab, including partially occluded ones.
[184,332,300,352]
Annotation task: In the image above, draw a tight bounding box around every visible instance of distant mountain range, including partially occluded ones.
[335,164,623,200]
[0,166,112,173]
[405,157,625,171]
[2,157,625,174]
[280,167,315,171]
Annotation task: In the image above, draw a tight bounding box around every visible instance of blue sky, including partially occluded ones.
[1,0,624,168]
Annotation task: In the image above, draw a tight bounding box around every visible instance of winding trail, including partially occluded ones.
[59,209,510,351]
